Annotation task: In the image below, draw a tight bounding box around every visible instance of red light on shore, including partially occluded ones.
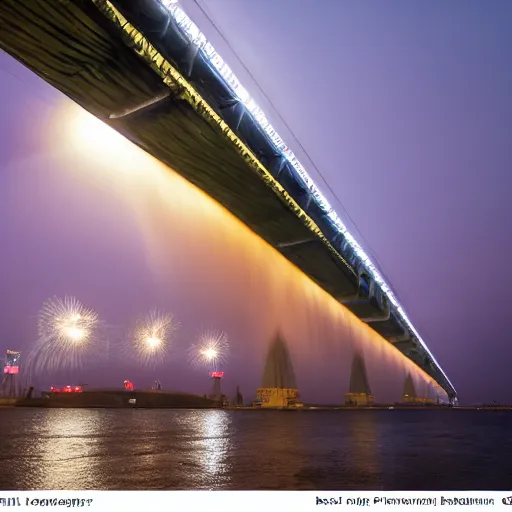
[210,371,224,378]
[4,366,19,374]
[50,385,83,393]
[124,380,134,391]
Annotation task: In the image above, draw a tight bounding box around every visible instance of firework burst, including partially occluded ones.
[26,296,101,376]
[38,296,98,343]
[132,309,177,366]
[188,330,229,371]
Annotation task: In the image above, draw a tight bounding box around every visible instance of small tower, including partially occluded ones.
[209,371,224,402]
[1,350,21,398]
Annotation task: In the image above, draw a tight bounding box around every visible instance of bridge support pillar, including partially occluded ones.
[255,387,302,408]
[344,392,374,406]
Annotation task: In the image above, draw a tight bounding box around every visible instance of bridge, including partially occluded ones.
[0,0,456,401]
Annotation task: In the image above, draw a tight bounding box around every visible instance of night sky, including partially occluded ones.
[1,1,512,403]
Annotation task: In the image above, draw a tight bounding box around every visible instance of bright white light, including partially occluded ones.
[65,326,85,342]
[132,310,178,365]
[61,104,147,175]
[201,348,217,360]
[146,336,162,348]
[74,109,125,149]
[39,296,99,346]
[189,330,229,370]
[27,296,101,376]
[163,1,455,393]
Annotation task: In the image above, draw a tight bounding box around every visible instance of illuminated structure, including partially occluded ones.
[0,0,456,400]
[209,371,224,402]
[345,353,374,406]
[255,334,303,408]
[1,350,21,398]
[402,373,417,403]
[401,373,435,405]
[124,380,134,391]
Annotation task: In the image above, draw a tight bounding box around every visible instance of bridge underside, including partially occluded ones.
[0,0,455,398]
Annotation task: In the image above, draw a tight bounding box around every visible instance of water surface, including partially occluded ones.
[0,408,510,490]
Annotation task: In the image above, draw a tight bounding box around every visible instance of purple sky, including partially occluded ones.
[1,1,512,403]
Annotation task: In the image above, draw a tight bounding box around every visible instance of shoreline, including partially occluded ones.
[1,399,510,411]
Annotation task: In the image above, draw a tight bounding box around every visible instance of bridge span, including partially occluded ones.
[0,0,456,401]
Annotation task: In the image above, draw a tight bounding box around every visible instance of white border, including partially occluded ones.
[1,490,505,510]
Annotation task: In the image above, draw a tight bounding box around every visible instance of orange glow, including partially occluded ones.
[53,104,148,176]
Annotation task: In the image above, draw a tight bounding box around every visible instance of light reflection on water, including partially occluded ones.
[344,413,382,488]
[196,410,231,485]
[37,410,101,489]
[0,408,511,490]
